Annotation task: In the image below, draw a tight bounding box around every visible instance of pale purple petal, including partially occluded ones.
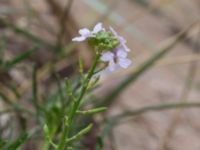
[108,60,116,71]
[121,43,131,52]
[109,26,118,37]
[110,26,131,52]
[119,37,127,43]
[118,58,132,68]
[100,52,114,61]
[93,22,103,34]
[116,50,127,58]
[110,27,125,43]
[79,28,91,37]
[72,36,86,42]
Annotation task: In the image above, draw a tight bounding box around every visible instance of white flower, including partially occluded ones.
[101,50,132,72]
[72,23,104,42]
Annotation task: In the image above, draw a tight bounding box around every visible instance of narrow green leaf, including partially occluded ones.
[0,91,34,115]
[99,101,200,146]
[43,124,50,140]
[32,63,40,118]
[89,75,100,89]
[113,102,200,121]
[79,58,84,77]
[5,82,21,99]
[77,107,107,115]
[43,124,58,149]
[53,73,65,107]
[3,132,28,150]
[95,136,103,150]
[65,78,76,102]
[0,91,13,105]
[4,47,38,70]
[66,124,93,144]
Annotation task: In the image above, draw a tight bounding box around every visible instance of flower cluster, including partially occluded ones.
[72,23,132,72]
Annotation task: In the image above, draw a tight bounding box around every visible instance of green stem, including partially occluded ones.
[68,53,100,121]
[32,64,40,121]
[57,53,100,150]
[57,123,68,150]
[42,125,58,150]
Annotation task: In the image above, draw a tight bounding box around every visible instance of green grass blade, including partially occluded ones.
[53,73,66,111]
[0,91,13,105]
[0,139,6,149]
[32,63,40,120]
[113,102,200,121]
[3,47,38,70]
[0,91,34,115]
[5,82,21,99]
[2,132,29,150]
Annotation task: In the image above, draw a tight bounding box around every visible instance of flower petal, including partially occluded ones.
[93,22,104,34]
[122,43,131,52]
[108,60,117,71]
[117,50,127,58]
[110,26,131,52]
[110,27,125,43]
[109,26,118,37]
[72,36,86,42]
[100,52,114,61]
[79,28,91,37]
[118,58,132,68]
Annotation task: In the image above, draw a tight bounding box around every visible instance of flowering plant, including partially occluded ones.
[43,23,132,150]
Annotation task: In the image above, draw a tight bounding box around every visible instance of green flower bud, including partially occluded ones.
[88,31,120,52]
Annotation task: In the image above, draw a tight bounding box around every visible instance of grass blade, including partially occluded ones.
[3,47,38,70]
[32,63,40,120]
[2,132,29,150]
